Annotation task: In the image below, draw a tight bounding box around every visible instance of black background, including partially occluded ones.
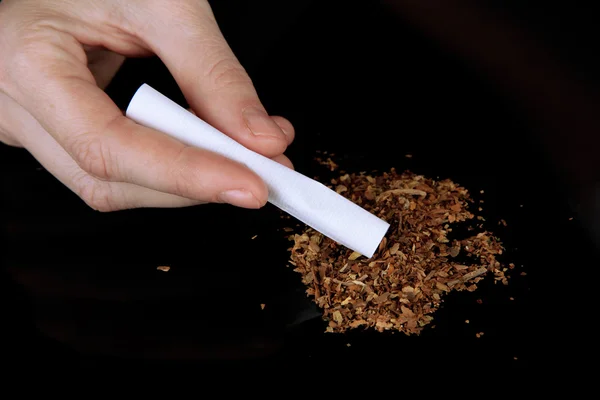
[1,0,599,372]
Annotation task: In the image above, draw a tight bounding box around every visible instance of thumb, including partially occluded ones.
[134,1,289,158]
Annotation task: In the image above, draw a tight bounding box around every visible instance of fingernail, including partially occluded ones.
[274,120,290,137]
[243,107,285,139]
[218,189,262,208]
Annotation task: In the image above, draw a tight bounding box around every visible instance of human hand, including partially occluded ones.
[0,0,294,211]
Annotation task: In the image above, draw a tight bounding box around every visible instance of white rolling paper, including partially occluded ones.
[125,84,390,258]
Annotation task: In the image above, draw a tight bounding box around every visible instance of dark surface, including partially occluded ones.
[1,0,598,371]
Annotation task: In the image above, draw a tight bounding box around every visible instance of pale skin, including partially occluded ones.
[0,0,295,211]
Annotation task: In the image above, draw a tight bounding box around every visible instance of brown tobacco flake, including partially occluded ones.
[157,266,170,272]
[315,156,339,171]
[289,167,510,335]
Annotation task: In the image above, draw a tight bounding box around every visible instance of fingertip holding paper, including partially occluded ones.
[125,84,390,258]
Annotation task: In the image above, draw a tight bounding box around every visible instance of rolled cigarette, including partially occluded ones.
[126,84,389,258]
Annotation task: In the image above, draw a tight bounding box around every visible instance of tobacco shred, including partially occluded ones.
[315,156,339,171]
[288,167,509,335]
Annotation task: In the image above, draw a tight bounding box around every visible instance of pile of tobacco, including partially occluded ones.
[288,166,510,334]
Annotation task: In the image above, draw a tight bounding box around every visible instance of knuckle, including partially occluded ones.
[170,146,209,200]
[8,42,40,75]
[0,40,35,91]
[72,174,118,212]
[69,134,115,181]
[2,30,66,93]
[173,174,195,200]
[204,56,252,90]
